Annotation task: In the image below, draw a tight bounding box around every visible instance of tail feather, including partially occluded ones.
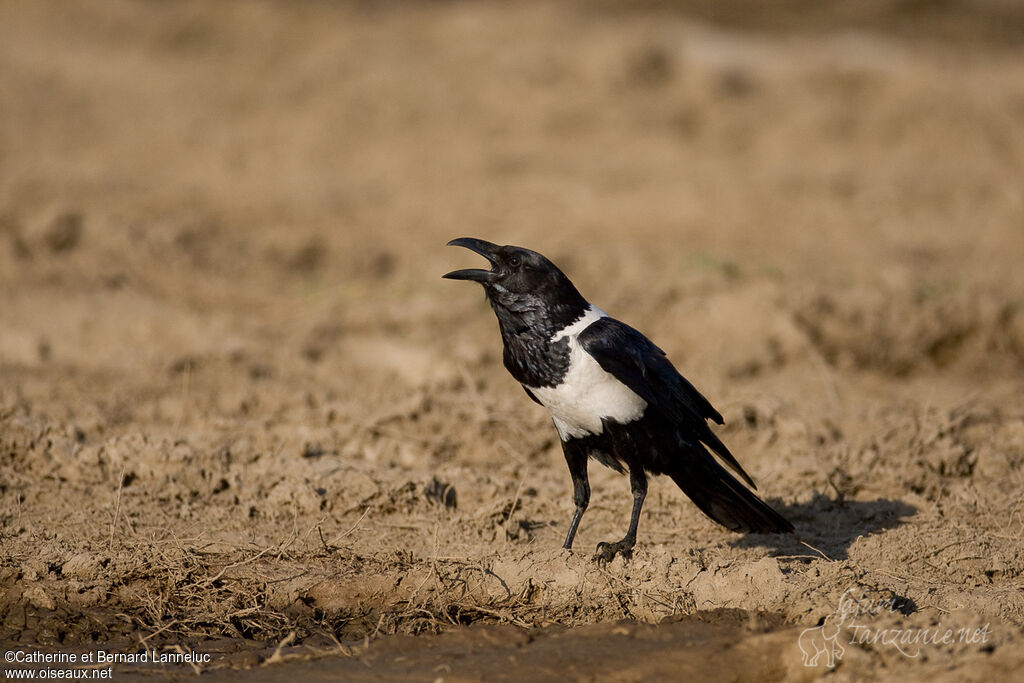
[668,451,793,534]
[699,429,758,491]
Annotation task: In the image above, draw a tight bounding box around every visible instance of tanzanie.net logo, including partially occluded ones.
[798,587,992,668]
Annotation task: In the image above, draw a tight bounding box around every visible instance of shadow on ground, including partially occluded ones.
[732,493,918,561]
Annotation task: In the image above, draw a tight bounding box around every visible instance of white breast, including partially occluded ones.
[527,306,647,440]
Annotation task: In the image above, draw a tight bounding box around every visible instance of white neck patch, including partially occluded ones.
[552,305,608,343]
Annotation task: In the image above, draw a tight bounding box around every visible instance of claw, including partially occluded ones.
[593,540,633,564]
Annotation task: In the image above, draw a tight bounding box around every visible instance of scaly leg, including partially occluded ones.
[561,440,590,550]
[595,465,647,563]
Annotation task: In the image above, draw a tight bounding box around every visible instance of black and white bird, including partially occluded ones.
[444,238,793,562]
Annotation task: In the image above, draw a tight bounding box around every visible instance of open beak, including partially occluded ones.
[443,237,501,283]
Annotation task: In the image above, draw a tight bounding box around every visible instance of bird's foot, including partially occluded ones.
[593,539,634,565]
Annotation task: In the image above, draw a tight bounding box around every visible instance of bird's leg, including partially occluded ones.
[595,466,647,564]
[561,442,590,550]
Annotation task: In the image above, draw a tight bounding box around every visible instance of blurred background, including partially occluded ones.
[2,1,1023,376]
[2,0,1024,670]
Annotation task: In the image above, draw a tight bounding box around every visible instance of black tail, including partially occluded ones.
[668,450,794,534]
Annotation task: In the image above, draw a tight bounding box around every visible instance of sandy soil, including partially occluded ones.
[2,1,1024,680]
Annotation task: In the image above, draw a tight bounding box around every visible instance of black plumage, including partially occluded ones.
[444,238,793,562]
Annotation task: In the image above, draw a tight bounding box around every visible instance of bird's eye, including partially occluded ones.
[508,255,521,268]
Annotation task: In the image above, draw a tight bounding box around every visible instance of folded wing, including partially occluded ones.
[577,316,758,489]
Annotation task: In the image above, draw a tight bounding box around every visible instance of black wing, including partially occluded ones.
[577,316,757,489]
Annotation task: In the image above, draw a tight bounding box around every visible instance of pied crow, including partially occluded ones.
[444,238,794,562]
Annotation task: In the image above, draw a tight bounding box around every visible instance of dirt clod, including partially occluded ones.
[43,211,83,254]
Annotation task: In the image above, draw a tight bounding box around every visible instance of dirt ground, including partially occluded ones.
[3,0,1024,680]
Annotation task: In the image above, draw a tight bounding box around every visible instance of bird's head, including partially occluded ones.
[443,237,586,319]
